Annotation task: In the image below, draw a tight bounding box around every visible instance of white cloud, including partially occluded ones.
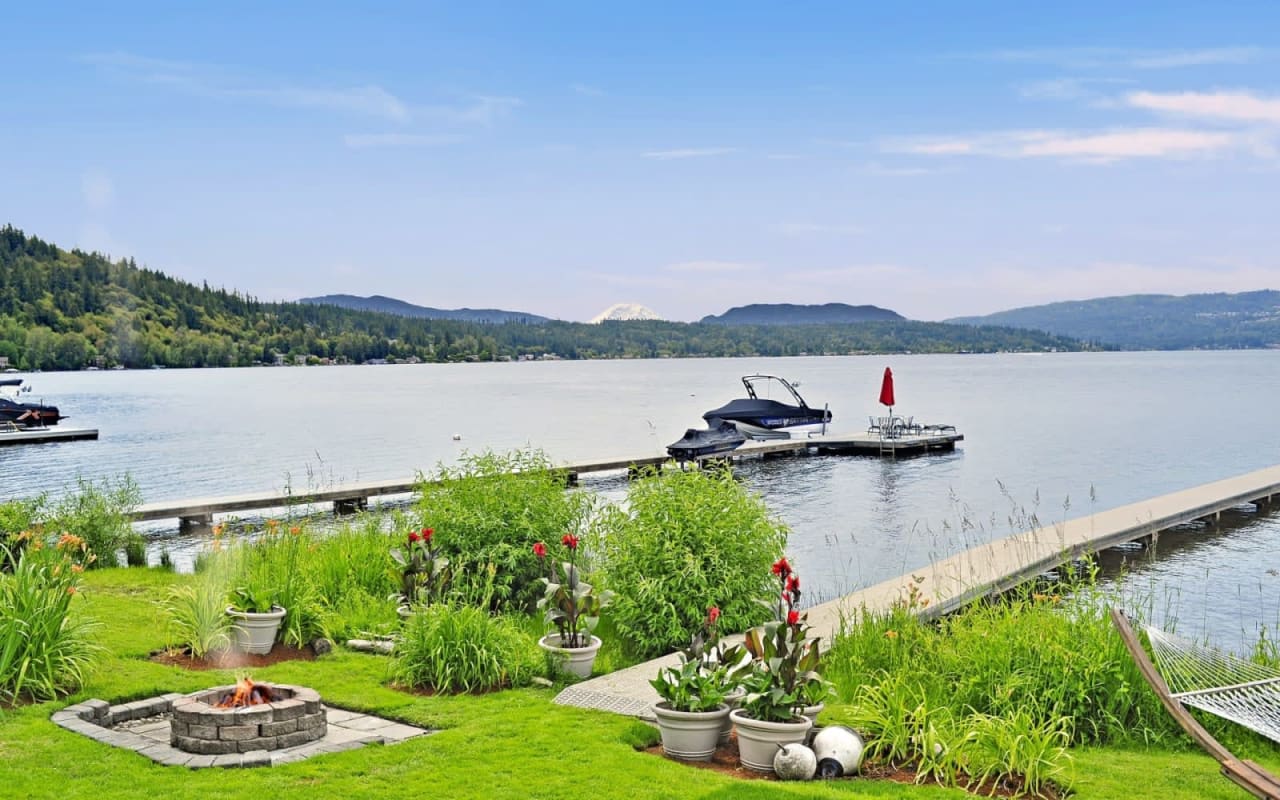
[342,133,463,149]
[663,260,758,273]
[82,50,520,127]
[1017,77,1133,101]
[860,161,943,176]
[81,170,114,211]
[885,128,1241,162]
[571,83,605,97]
[420,95,522,127]
[771,223,865,237]
[84,51,411,121]
[1127,90,1280,124]
[971,46,1268,70]
[1129,47,1268,69]
[641,147,738,160]
[242,85,409,121]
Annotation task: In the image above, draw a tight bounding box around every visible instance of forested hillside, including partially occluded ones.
[948,291,1280,350]
[0,226,1090,370]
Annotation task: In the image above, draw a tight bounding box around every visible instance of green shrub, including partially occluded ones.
[0,495,45,571]
[390,603,539,694]
[416,449,596,611]
[593,467,787,659]
[49,476,140,569]
[0,541,101,703]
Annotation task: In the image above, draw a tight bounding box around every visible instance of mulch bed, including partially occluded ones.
[149,644,316,671]
[644,735,1062,799]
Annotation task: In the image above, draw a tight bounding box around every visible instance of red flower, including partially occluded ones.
[533,541,547,559]
[786,574,801,603]
[561,533,579,550]
[787,609,800,625]
[771,557,791,578]
[408,531,420,543]
[421,527,434,543]
[708,606,721,625]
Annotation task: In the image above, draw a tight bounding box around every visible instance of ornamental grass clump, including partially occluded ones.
[391,602,540,694]
[594,466,786,659]
[534,533,613,648]
[0,537,101,703]
[739,558,832,722]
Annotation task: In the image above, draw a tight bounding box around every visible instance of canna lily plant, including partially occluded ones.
[740,558,832,722]
[651,606,749,713]
[391,527,450,609]
[534,533,614,648]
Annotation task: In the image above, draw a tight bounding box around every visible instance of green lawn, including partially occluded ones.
[0,568,1272,800]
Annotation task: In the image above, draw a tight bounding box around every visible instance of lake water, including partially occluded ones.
[4,351,1279,650]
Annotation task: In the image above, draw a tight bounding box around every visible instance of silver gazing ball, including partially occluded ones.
[773,743,817,781]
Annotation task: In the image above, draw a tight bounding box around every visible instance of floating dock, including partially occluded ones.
[0,427,98,446]
[554,462,1280,718]
[129,428,963,528]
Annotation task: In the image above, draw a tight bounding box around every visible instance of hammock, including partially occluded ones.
[1147,625,1280,746]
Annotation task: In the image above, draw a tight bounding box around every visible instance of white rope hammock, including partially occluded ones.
[1147,625,1280,746]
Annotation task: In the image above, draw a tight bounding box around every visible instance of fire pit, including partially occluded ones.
[170,678,327,754]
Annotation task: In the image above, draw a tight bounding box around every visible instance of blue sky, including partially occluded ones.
[3,2,1279,321]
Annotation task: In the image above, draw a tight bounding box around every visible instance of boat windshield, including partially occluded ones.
[741,375,808,408]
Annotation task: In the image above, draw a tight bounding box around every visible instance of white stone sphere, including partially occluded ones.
[774,743,817,781]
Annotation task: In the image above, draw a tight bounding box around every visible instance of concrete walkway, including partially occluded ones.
[555,463,1280,718]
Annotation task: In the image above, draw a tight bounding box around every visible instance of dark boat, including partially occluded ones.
[0,379,65,428]
[701,375,831,439]
[665,421,748,461]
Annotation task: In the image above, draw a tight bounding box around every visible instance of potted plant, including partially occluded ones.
[534,533,614,677]
[226,583,285,655]
[650,657,730,761]
[650,605,748,760]
[731,558,831,773]
[391,526,450,619]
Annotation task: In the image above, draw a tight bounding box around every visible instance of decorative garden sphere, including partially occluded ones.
[813,725,865,778]
[774,743,817,781]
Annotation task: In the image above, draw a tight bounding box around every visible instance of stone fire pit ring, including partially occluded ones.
[171,683,327,754]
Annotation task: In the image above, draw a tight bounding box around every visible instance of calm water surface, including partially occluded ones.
[4,352,1279,649]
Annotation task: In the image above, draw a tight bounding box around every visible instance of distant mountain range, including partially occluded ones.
[298,294,548,324]
[701,303,905,325]
[947,290,1280,350]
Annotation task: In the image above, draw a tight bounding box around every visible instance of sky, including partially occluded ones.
[3,2,1279,322]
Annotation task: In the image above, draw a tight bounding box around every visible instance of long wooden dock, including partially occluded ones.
[0,427,98,446]
[554,463,1280,718]
[130,428,964,527]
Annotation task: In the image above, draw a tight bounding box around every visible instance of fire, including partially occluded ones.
[215,677,275,708]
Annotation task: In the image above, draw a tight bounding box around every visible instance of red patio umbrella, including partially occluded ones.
[878,367,895,414]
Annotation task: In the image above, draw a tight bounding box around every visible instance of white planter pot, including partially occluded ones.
[799,701,825,725]
[720,686,746,746]
[226,605,286,655]
[730,708,812,773]
[652,702,729,762]
[538,634,602,678]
